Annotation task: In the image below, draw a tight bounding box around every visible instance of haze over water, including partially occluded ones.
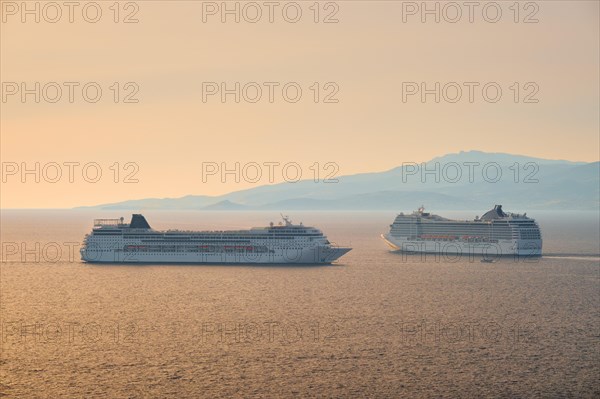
[0,210,598,397]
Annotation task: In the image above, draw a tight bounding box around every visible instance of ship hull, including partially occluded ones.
[81,246,351,265]
[382,234,541,257]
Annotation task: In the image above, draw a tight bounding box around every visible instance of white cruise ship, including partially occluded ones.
[381,205,542,257]
[80,214,351,264]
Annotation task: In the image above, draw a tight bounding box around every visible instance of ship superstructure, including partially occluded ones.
[382,205,542,256]
[81,214,351,264]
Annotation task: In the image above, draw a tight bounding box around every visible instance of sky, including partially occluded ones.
[1,0,599,208]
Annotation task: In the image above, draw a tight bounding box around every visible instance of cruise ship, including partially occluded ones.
[80,214,351,264]
[381,205,542,256]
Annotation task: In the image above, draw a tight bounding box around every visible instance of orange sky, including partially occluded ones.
[1,0,599,208]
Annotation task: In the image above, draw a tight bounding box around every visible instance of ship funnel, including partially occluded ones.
[130,214,151,229]
[494,205,506,217]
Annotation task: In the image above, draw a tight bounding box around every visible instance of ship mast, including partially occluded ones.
[280,214,293,226]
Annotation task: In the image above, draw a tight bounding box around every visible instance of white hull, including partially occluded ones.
[382,234,541,257]
[81,246,351,264]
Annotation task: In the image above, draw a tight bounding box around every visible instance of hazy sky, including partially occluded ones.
[1,0,598,208]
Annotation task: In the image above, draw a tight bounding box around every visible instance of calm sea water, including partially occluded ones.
[1,210,599,398]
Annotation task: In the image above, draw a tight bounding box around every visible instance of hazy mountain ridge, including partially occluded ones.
[79,151,599,211]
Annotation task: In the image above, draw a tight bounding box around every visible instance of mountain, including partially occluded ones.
[78,151,599,211]
[203,200,250,211]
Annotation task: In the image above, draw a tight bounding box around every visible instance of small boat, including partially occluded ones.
[480,258,496,263]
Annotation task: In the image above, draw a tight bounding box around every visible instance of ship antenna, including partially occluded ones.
[280,213,292,226]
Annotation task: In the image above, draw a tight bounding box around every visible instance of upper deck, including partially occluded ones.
[93,218,127,229]
[90,214,323,237]
[394,205,535,224]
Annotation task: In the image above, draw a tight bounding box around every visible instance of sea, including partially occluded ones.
[1,210,599,398]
